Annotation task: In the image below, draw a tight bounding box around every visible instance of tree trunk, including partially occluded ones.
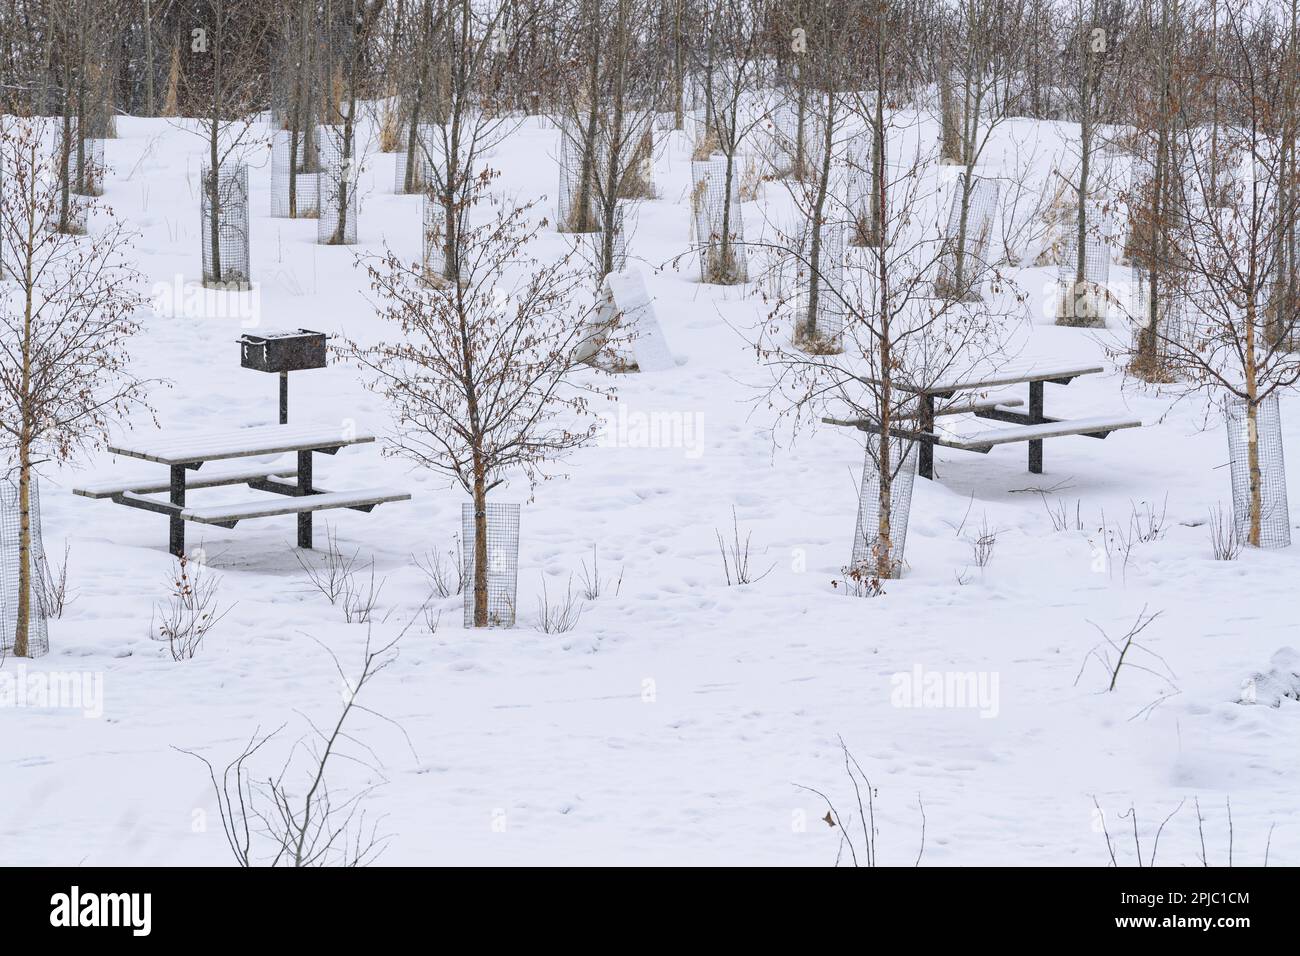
[717,149,737,282]
[794,81,808,180]
[208,10,224,285]
[671,0,684,130]
[801,96,835,341]
[939,68,961,164]
[570,6,601,234]
[472,475,489,627]
[59,103,72,233]
[13,449,33,657]
[331,117,354,244]
[874,52,895,580]
[864,123,882,247]
[208,129,222,282]
[13,201,36,656]
[1245,302,1262,546]
[144,0,155,116]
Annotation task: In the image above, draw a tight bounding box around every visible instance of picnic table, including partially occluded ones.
[825,361,1141,479]
[73,423,411,556]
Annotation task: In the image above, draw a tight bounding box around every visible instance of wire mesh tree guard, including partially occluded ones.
[395,124,435,195]
[850,437,918,582]
[1224,394,1291,549]
[767,99,799,177]
[690,157,747,284]
[845,130,879,247]
[691,104,713,154]
[0,476,49,658]
[557,116,598,233]
[271,127,321,218]
[200,161,251,289]
[586,202,628,276]
[939,69,966,164]
[936,174,1001,300]
[1268,217,1299,351]
[1057,202,1112,327]
[616,113,656,200]
[1130,266,1188,377]
[422,192,469,281]
[269,39,297,131]
[317,124,358,245]
[792,217,847,349]
[462,502,520,628]
[59,118,105,198]
[767,96,827,180]
[270,18,323,209]
[83,80,116,140]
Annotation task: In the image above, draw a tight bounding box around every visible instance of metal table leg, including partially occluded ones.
[169,465,186,557]
[1028,381,1044,474]
[918,394,936,479]
[297,449,313,549]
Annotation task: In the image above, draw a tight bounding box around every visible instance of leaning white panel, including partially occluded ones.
[575,268,674,372]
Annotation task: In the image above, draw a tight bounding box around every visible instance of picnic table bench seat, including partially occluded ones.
[73,463,299,499]
[946,413,1142,452]
[182,488,412,527]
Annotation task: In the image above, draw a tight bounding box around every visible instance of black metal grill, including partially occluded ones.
[240,330,327,374]
[239,330,328,424]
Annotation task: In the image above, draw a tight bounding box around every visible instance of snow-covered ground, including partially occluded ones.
[3,110,1297,867]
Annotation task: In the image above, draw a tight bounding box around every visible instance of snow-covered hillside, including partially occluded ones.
[2,109,1297,867]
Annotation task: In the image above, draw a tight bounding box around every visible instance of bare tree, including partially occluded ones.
[1122,0,1193,380]
[0,116,152,657]
[691,0,767,285]
[934,0,1027,302]
[319,0,385,246]
[764,0,863,347]
[1163,0,1300,546]
[275,0,325,219]
[1265,0,1299,351]
[552,0,664,281]
[46,0,111,233]
[753,1,1016,581]
[340,188,615,627]
[415,0,529,285]
[179,0,271,286]
[1056,0,1129,327]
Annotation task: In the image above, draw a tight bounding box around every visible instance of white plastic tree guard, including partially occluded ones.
[574,267,674,372]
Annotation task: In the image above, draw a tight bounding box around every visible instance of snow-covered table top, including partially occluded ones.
[108,423,376,466]
[915,361,1104,394]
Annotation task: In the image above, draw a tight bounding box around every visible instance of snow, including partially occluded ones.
[3,110,1299,867]
[106,422,378,464]
[952,414,1142,448]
